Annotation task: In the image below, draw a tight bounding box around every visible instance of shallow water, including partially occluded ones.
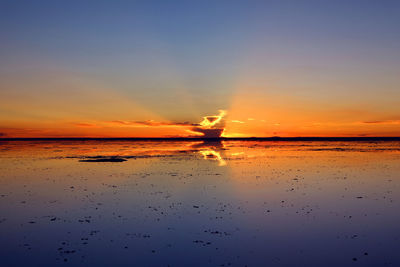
[0,140,399,266]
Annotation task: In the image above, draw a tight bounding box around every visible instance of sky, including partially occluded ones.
[1,0,400,137]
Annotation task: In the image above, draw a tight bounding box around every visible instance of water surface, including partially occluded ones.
[1,140,399,266]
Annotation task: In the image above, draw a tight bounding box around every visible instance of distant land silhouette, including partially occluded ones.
[1,137,400,141]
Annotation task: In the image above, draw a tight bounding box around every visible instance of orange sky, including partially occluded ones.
[1,78,399,138]
[1,2,400,138]
[1,101,399,138]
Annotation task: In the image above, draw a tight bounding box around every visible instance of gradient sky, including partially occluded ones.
[1,0,400,137]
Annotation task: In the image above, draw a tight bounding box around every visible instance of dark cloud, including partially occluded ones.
[204,116,219,123]
[110,120,198,127]
[105,110,227,138]
[190,110,227,138]
[109,118,227,138]
[362,120,400,124]
[190,127,224,138]
[363,120,386,124]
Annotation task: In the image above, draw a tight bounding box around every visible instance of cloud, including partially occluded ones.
[190,110,226,138]
[189,127,224,138]
[362,120,400,124]
[72,110,227,138]
[231,120,244,124]
[109,120,198,127]
[72,123,98,127]
[199,110,226,128]
[107,110,228,138]
[0,132,6,137]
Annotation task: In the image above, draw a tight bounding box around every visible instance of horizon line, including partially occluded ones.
[1,136,400,141]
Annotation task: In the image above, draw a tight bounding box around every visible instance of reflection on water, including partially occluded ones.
[194,140,227,166]
[199,150,226,166]
[0,140,400,266]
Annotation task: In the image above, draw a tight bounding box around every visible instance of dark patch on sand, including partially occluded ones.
[79,156,127,162]
[76,154,181,162]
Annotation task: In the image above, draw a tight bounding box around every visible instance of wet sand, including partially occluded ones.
[0,140,399,266]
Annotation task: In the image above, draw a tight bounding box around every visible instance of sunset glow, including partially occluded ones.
[0,1,399,139]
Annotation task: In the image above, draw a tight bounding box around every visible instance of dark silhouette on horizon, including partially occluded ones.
[1,137,400,141]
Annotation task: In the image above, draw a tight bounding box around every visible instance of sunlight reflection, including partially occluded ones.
[199,149,227,166]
